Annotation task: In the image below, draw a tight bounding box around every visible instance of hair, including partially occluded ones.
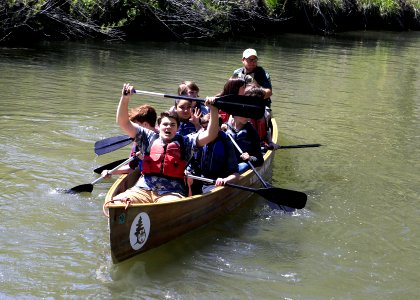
[217,76,246,97]
[174,81,199,108]
[157,111,180,128]
[129,104,157,127]
[244,85,265,99]
[174,98,193,108]
[177,80,199,96]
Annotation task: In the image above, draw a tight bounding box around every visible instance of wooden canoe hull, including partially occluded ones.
[105,119,278,263]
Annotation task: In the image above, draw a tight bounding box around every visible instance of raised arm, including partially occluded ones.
[116,83,138,138]
[196,98,219,147]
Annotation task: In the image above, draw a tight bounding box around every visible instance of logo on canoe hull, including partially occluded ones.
[129,212,150,251]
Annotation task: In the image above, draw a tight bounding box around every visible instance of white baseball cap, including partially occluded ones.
[243,48,258,58]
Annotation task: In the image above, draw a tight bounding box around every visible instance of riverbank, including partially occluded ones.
[1,0,419,44]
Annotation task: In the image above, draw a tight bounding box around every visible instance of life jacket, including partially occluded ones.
[142,134,187,179]
[227,122,264,167]
[199,131,231,179]
[227,123,255,156]
[250,117,268,142]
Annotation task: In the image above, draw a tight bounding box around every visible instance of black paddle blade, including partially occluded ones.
[64,184,94,194]
[215,95,265,119]
[255,187,307,209]
[94,158,127,174]
[94,135,133,156]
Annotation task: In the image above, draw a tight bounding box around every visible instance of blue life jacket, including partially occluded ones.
[227,122,264,167]
[198,131,238,179]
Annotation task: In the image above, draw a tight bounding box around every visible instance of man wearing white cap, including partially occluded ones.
[233,48,280,151]
[233,48,272,105]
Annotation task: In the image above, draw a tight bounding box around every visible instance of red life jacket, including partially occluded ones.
[142,135,187,179]
[250,117,268,142]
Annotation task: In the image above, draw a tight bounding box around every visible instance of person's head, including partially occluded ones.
[199,113,210,130]
[129,104,157,130]
[178,81,199,98]
[174,99,193,121]
[232,115,250,125]
[218,76,247,97]
[242,48,258,73]
[199,113,222,130]
[157,111,180,142]
[244,85,265,99]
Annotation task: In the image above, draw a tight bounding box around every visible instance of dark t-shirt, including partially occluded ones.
[233,66,272,90]
[233,66,272,106]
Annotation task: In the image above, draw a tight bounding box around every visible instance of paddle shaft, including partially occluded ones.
[279,143,321,149]
[91,155,136,185]
[227,134,269,188]
[188,174,259,192]
[133,90,265,111]
[65,152,140,194]
[188,174,307,209]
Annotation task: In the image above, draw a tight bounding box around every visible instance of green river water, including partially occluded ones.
[0,31,419,299]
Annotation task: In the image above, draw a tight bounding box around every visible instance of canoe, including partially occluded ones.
[104,119,278,264]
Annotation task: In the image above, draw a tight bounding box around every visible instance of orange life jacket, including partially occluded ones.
[142,135,187,179]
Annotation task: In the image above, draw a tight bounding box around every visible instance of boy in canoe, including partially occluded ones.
[100,104,158,179]
[169,81,204,136]
[111,83,219,204]
[189,113,240,194]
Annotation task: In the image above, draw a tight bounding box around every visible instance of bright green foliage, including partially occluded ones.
[357,0,399,15]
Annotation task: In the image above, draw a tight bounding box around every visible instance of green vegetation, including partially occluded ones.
[1,0,419,43]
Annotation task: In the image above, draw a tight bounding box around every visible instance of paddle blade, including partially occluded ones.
[255,187,307,209]
[64,184,94,194]
[94,135,133,156]
[94,158,127,174]
[215,95,265,119]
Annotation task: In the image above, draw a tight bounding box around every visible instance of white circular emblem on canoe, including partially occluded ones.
[129,212,150,251]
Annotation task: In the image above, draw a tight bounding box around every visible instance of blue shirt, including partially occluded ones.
[177,121,197,136]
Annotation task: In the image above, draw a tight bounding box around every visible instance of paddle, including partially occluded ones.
[187,175,306,209]
[93,158,128,174]
[94,135,133,156]
[227,133,307,208]
[63,155,137,194]
[227,134,270,188]
[277,143,321,150]
[133,90,266,119]
[262,143,322,151]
